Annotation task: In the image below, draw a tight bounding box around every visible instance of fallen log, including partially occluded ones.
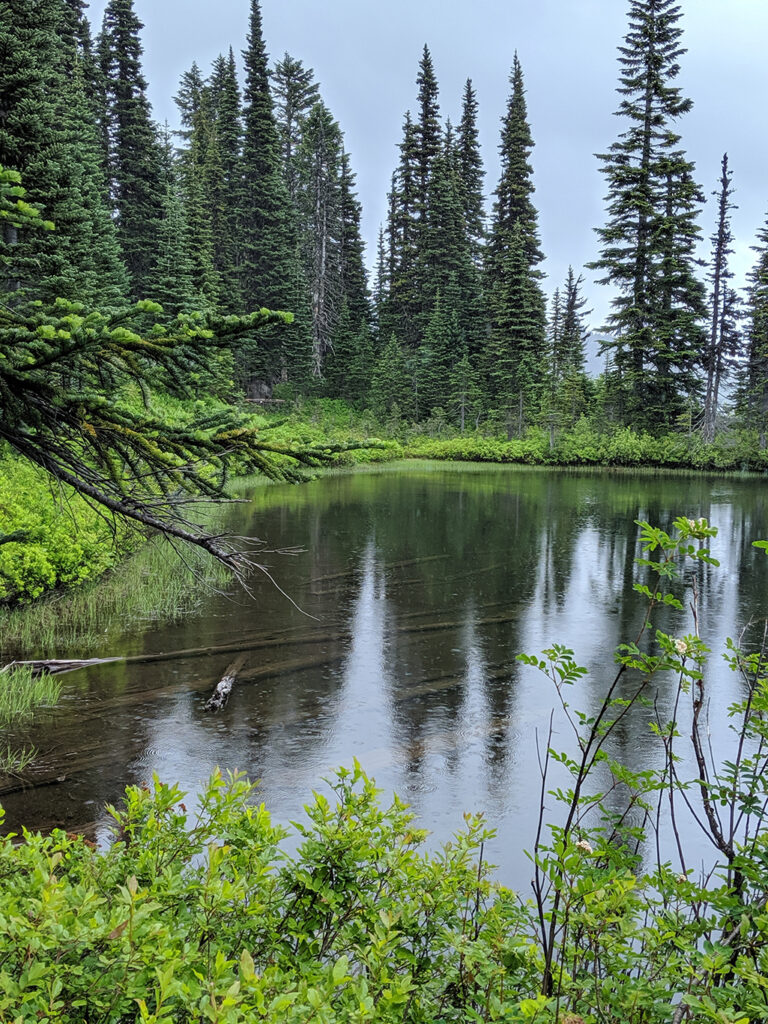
[1,658,120,677]
[204,654,247,712]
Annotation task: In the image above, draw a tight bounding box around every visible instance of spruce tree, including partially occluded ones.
[239,0,311,385]
[590,0,706,430]
[295,101,344,377]
[448,347,483,432]
[702,154,738,441]
[486,221,547,430]
[324,303,373,406]
[99,0,164,297]
[385,112,420,347]
[486,54,544,279]
[209,49,243,312]
[556,268,592,423]
[182,89,222,309]
[417,291,461,417]
[737,216,768,446]
[370,334,415,420]
[0,0,125,304]
[270,53,320,207]
[484,56,546,424]
[457,78,485,265]
[145,182,196,318]
[339,151,371,330]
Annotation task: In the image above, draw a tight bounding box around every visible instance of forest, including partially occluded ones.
[3,1,768,1020]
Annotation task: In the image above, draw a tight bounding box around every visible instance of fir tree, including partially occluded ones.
[145,182,196,318]
[484,55,546,422]
[448,347,483,432]
[239,0,311,385]
[295,101,343,377]
[738,215,768,446]
[457,78,485,265]
[385,112,420,347]
[339,151,371,330]
[417,291,462,417]
[270,53,320,207]
[99,0,164,297]
[414,45,441,227]
[590,0,706,430]
[324,303,374,406]
[486,221,547,430]
[556,268,592,424]
[182,90,222,309]
[370,334,415,419]
[702,154,738,441]
[209,49,243,312]
[0,0,125,304]
[486,54,544,280]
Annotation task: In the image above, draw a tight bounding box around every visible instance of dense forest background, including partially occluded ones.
[2,0,768,442]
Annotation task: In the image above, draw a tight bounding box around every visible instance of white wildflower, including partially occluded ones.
[575,839,593,855]
[674,638,688,656]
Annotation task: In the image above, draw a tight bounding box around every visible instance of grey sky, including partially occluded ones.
[87,0,768,332]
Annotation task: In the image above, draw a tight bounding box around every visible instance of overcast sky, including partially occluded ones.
[87,0,768,332]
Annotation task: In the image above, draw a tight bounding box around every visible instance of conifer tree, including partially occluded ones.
[486,54,544,280]
[271,53,320,207]
[174,62,205,149]
[373,226,389,335]
[417,291,461,417]
[457,78,485,265]
[449,347,483,432]
[370,334,415,419]
[556,268,592,423]
[295,101,343,377]
[590,0,706,430]
[339,151,371,330]
[737,216,768,446]
[182,90,222,309]
[209,49,243,312]
[385,112,420,347]
[145,182,196,319]
[486,221,547,430]
[484,56,546,423]
[702,154,739,441]
[422,135,483,356]
[0,0,125,304]
[323,303,374,405]
[239,0,311,385]
[99,0,164,297]
[414,45,441,228]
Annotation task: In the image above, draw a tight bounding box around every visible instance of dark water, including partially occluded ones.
[2,463,767,882]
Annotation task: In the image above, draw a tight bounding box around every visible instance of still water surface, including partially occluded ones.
[3,463,767,882]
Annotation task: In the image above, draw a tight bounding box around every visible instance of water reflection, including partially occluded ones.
[2,464,766,884]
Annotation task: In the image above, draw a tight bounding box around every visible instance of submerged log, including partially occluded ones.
[1,658,120,677]
[204,654,247,712]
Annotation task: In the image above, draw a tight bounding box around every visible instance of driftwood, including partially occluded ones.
[1,658,119,677]
[204,654,246,712]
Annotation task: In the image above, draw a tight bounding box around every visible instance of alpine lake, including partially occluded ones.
[2,461,767,884]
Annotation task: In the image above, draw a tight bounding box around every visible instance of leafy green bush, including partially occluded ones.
[0,455,136,603]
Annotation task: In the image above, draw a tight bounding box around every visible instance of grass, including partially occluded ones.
[0,663,61,727]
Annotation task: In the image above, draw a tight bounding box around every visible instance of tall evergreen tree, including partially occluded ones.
[486,221,547,429]
[457,78,485,265]
[0,0,125,304]
[338,151,370,330]
[484,55,546,423]
[486,54,544,280]
[209,49,243,312]
[239,0,311,384]
[385,112,420,347]
[295,101,343,377]
[145,181,196,318]
[590,0,706,430]
[414,45,441,227]
[702,154,738,441]
[181,89,222,308]
[99,0,164,297]
[270,53,320,207]
[737,216,768,446]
